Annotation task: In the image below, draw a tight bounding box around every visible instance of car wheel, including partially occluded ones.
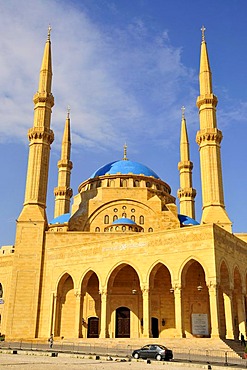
[156,354,162,361]
[133,353,139,359]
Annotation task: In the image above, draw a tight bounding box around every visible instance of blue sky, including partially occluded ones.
[1,0,247,246]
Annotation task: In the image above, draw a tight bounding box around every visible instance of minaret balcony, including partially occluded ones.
[196,93,218,109]
[33,92,54,106]
[54,186,73,198]
[196,128,222,145]
[177,187,196,199]
[28,127,54,144]
[178,161,193,171]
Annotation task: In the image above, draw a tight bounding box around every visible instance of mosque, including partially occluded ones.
[0,27,247,342]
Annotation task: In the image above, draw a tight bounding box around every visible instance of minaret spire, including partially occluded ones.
[23,26,54,211]
[196,27,232,231]
[54,107,73,218]
[177,107,196,219]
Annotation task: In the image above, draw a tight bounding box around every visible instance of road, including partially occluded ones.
[0,352,233,370]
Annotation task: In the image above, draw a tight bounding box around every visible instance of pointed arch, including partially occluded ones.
[148,262,175,336]
[54,273,75,338]
[181,259,210,337]
[178,256,209,285]
[80,270,101,339]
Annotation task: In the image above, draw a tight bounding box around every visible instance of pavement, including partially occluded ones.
[0,351,243,370]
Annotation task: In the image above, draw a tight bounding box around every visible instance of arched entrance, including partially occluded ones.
[149,263,175,337]
[115,307,130,338]
[182,260,210,337]
[218,261,231,338]
[80,271,100,339]
[87,317,99,338]
[108,264,140,338]
[233,267,245,339]
[55,273,75,338]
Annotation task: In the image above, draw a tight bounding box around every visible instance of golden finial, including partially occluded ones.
[47,24,52,41]
[181,106,185,119]
[201,25,206,42]
[123,143,128,160]
[67,105,70,118]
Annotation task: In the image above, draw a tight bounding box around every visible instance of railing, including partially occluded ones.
[0,340,247,367]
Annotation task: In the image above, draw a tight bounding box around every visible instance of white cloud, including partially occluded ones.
[0,0,197,153]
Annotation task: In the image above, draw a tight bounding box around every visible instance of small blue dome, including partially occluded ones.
[178,214,199,226]
[112,217,136,225]
[50,213,70,225]
[91,160,159,179]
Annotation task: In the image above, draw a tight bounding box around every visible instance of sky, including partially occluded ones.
[0,0,247,246]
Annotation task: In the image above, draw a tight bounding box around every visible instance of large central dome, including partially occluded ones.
[90,159,160,179]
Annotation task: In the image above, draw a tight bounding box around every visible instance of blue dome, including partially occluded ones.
[91,160,159,179]
[112,217,136,225]
[50,213,70,225]
[178,214,199,226]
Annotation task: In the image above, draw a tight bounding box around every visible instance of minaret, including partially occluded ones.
[54,107,73,218]
[6,27,54,340]
[177,107,196,219]
[23,25,54,213]
[196,26,232,231]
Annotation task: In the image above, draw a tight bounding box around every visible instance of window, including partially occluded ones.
[109,180,115,187]
[146,181,151,188]
[148,227,153,232]
[95,227,100,232]
[122,213,127,218]
[121,179,127,187]
[134,180,140,187]
[131,215,135,222]
[104,215,109,224]
[139,215,144,224]
[0,283,3,298]
[113,215,118,221]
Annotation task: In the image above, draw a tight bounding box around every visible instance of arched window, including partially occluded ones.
[122,213,127,218]
[131,215,135,222]
[134,180,140,187]
[139,215,144,224]
[95,227,100,232]
[0,283,3,298]
[113,215,118,221]
[104,215,109,224]
[146,181,151,188]
[121,179,127,187]
[148,227,153,232]
[156,184,160,190]
[110,180,115,187]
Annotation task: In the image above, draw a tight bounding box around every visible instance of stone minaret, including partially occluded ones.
[6,28,54,340]
[196,26,232,231]
[177,107,196,219]
[23,26,54,213]
[54,108,73,218]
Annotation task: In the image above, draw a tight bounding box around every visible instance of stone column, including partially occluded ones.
[99,289,108,338]
[174,285,183,337]
[224,290,234,339]
[142,287,150,338]
[49,292,56,335]
[52,294,58,335]
[208,282,220,337]
[74,291,81,338]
